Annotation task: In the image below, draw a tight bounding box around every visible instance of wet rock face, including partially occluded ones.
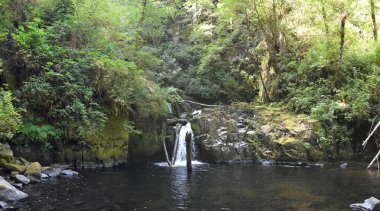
[192,105,323,163]
[192,106,255,163]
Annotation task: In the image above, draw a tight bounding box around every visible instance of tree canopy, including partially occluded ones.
[0,0,379,154]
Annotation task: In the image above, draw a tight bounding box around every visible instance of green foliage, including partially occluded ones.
[19,123,61,148]
[1,0,380,157]
[0,0,168,150]
[297,40,340,78]
[162,86,183,104]
[131,78,167,119]
[12,18,54,69]
[244,120,255,130]
[287,80,332,114]
[0,90,22,139]
[316,125,352,149]
[124,121,143,135]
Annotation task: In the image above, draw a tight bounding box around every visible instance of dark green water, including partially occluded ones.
[18,164,380,210]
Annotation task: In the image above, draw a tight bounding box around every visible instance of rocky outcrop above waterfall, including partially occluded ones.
[191,103,323,163]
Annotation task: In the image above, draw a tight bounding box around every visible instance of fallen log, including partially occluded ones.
[185,100,219,107]
[362,119,380,170]
[167,118,187,125]
[363,120,380,147]
[367,150,380,169]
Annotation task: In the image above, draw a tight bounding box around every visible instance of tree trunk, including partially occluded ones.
[191,3,198,24]
[370,0,378,41]
[138,0,147,26]
[279,31,286,53]
[322,3,329,35]
[259,71,270,103]
[339,12,347,65]
[185,132,192,172]
[173,21,180,44]
[161,121,171,166]
[172,0,180,44]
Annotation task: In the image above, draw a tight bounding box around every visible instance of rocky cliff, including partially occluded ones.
[191,103,323,163]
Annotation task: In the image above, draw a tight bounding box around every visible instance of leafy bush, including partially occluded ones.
[0,89,22,139]
[287,80,332,114]
[19,123,61,148]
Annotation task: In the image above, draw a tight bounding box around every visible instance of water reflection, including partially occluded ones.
[170,167,191,208]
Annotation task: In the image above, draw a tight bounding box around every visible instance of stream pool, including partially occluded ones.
[17,163,380,210]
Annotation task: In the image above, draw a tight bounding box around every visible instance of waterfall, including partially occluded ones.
[172,122,202,166]
[155,119,203,167]
[174,122,194,164]
[167,103,173,115]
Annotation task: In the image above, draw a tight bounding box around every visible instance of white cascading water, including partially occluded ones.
[173,122,194,166]
[155,115,203,167]
[167,103,173,115]
[172,122,203,166]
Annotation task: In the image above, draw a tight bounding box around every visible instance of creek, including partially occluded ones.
[16,163,380,210]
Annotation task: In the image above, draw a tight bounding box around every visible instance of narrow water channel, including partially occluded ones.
[18,164,380,210]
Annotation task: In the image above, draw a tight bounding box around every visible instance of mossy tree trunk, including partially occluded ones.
[370,0,378,41]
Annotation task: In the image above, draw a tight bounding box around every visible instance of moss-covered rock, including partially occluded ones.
[2,163,26,173]
[86,113,129,161]
[0,159,7,166]
[0,143,15,163]
[25,162,42,180]
[17,157,30,166]
[0,150,13,160]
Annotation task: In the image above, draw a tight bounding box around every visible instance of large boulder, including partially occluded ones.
[0,176,28,201]
[25,162,42,182]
